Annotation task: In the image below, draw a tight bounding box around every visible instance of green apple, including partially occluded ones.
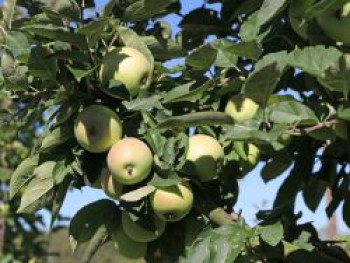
[122,211,166,243]
[74,105,122,153]
[239,143,260,175]
[107,137,153,185]
[186,134,224,182]
[112,226,148,259]
[225,95,259,123]
[100,168,123,199]
[0,203,10,218]
[317,0,350,44]
[151,182,194,222]
[100,46,152,97]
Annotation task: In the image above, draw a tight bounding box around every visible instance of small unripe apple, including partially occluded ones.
[225,95,259,123]
[239,143,260,175]
[186,134,224,182]
[0,203,10,218]
[122,211,166,243]
[107,137,153,185]
[100,168,123,199]
[317,0,350,44]
[74,105,122,153]
[112,226,147,259]
[151,182,194,222]
[100,46,152,97]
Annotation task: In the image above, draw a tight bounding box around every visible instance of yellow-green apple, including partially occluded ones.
[121,211,166,242]
[317,0,350,44]
[0,203,10,218]
[107,137,153,185]
[186,134,224,182]
[151,182,194,222]
[225,95,259,123]
[74,105,122,153]
[100,168,123,199]
[100,46,152,97]
[239,143,260,175]
[112,226,147,259]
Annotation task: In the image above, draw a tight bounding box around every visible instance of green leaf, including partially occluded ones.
[270,101,318,125]
[69,199,117,251]
[162,81,196,103]
[81,226,109,263]
[318,55,350,96]
[261,152,293,183]
[40,123,74,152]
[286,46,342,77]
[120,185,156,202]
[186,44,217,70]
[123,0,179,22]
[302,177,328,212]
[244,51,288,107]
[9,154,39,199]
[5,31,30,58]
[122,94,163,111]
[239,0,288,41]
[66,65,98,83]
[149,174,182,187]
[51,176,71,227]
[258,221,284,246]
[180,8,228,33]
[18,161,56,213]
[52,158,74,184]
[211,39,262,62]
[157,112,233,129]
[28,46,58,81]
[186,224,254,263]
[38,0,80,21]
[164,80,214,103]
[22,24,87,49]
[143,36,186,60]
[2,0,17,29]
[337,104,350,121]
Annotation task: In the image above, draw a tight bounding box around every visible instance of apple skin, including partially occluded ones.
[225,95,259,123]
[100,168,123,199]
[121,211,166,243]
[239,143,260,175]
[107,137,153,185]
[100,47,152,97]
[151,182,194,222]
[74,105,122,153]
[186,134,224,182]
[112,226,147,259]
[317,0,350,44]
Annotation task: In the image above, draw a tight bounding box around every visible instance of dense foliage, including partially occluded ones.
[1,0,350,262]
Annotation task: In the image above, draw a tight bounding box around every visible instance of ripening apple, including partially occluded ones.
[107,137,153,185]
[316,0,350,44]
[100,46,152,97]
[100,168,123,199]
[74,105,122,153]
[186,134,224,182]
[121,211,166,243]
[151,182,194,222]
[112,226,147,259]
[225,95,259,123]
[239,143,260,175]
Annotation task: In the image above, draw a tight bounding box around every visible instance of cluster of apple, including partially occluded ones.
[72,46,263,253]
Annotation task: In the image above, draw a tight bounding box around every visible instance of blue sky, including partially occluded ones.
[1,0,348,235]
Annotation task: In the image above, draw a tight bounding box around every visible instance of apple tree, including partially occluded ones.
[2,0,350,262]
